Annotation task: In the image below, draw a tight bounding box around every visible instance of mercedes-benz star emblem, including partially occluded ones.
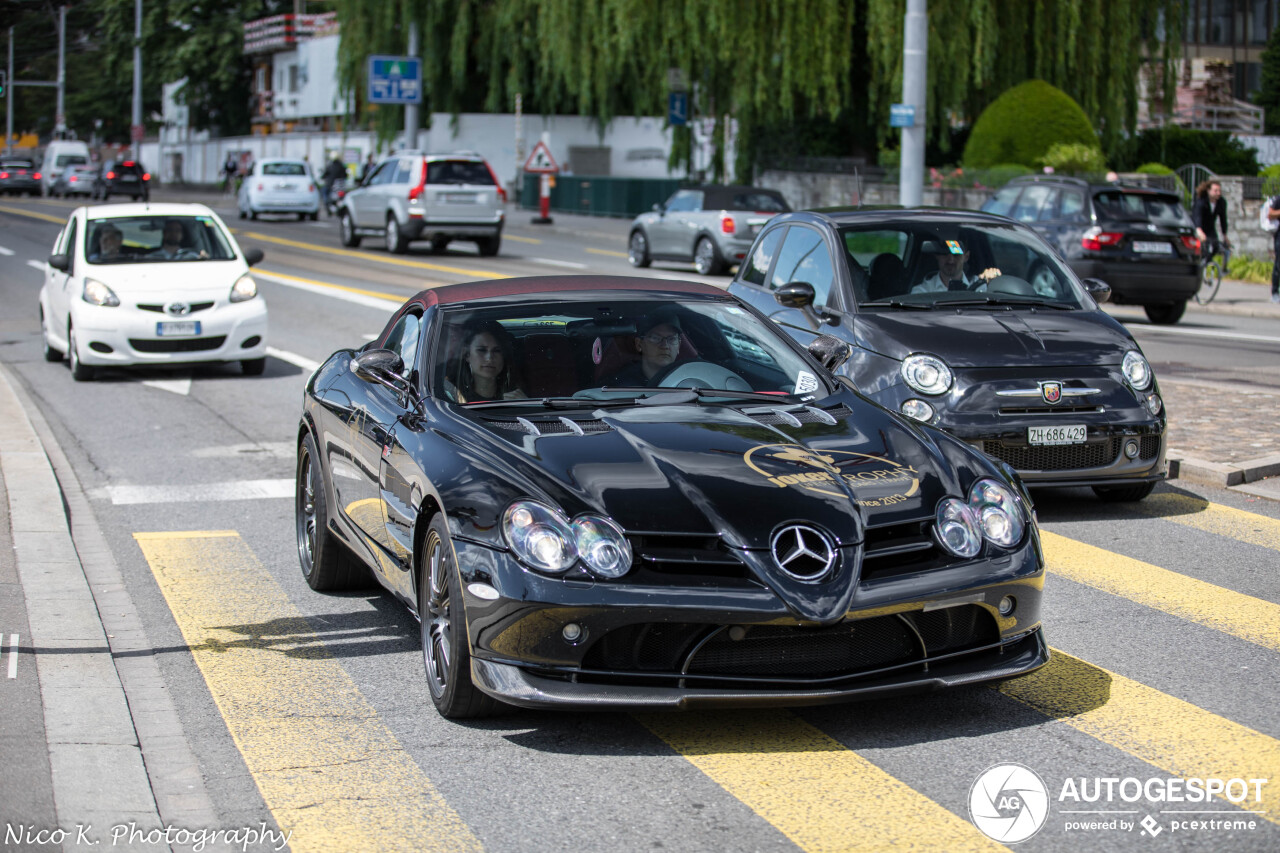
[166,302,191,316]
[770,524,836,581]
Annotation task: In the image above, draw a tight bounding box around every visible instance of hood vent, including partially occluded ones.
[482,416,611,435]
[746,404,850,427]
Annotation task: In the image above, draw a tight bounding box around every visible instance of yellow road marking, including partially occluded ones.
[256,267,424,302]
[639,711,1003,852]
[1042,530,1280,653]
[235,230,510,278]
[585,247,628,258]
[0,204,66,224]
[1001,651,1279,825]
[504,234,541,244]
[1138,493,1280,552]
[134,531,482,853]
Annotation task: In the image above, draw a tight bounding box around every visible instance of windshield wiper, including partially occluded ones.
[944,296,1073,310]
[859,299,933,309]
[461,396,634,410]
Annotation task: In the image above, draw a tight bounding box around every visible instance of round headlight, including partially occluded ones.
[900,399,935,422]
[230,273,258,303]
[967,478,1026,548]
[571,516,632,578]
[82,278,120,307]
[934,497,981,558]
[901,354,953,396]
[503,501,575,573]
[1122,350,1152,391]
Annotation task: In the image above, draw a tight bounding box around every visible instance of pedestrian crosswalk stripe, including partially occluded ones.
[133,530,482,853]
[638,711,1005,852]
[999,650,1280,826]
[1041,531,1280,653]
[1138,493,1280,553]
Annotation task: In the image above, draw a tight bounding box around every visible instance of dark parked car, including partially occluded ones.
[728,209,1166,502]
[628,185,790,275]
[295,275,1047,717]
[92,158,150,201]
[981,175,1200,324]
[0,158,41,195]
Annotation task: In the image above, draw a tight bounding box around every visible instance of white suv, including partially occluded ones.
[337,151,506,256]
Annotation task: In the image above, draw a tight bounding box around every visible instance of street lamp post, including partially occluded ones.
[899,0,927,207]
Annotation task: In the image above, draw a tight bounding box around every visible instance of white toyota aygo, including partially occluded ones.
[39,202,269,381]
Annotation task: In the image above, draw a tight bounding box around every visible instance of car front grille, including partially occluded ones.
[129,336,226,353]
[137,301,215,314]
[1140,434,1161,460]
[983,437,1121,471]
[576,605,999,687]
[627,533,756,584]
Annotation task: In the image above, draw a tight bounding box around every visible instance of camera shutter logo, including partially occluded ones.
[968,763,1049,843]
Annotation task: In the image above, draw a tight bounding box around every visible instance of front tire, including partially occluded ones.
[1092,482,1157,502]
[385,217,408,254]
[420,514,504,719]
[241,357,266,376]
[295,433,367,591]
[41,309,62,362]
[68,325,94,381]
[1144,301,1186,325]
[693,236,724,275]
[628,230,651,267]
[339,210,361,247]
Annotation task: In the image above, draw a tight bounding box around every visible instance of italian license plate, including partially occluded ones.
[1132,241,1173,254]
[444,193,475,203]
[1028,424,1087,446]
[157,321,200,337]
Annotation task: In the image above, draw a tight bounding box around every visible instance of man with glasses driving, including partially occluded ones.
[606,310,686,387]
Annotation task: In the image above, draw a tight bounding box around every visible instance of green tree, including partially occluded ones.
[962,80,1098,168]
[1258,19,1280,135]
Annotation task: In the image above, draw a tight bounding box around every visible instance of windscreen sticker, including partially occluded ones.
[794,371,819,394]
[743,444,920,507]
[592,337,603,365]
[946,240,964,254]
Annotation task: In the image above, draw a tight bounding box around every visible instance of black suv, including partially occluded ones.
[981,176,1199,324]
[92,159,150,201]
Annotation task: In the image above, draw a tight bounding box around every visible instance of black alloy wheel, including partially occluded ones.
[419,514,503,718]
[295,433,366,591]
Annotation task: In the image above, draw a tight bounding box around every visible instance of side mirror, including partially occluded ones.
[353,348,408,393]
[652,203,663,214]
[1081,277,1111,304]
[243,247,264,267]
[48,253,70,272]
[808,334,853,373]
[774,282,816,309]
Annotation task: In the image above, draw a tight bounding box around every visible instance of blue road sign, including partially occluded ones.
[890,104,915,128]
[668,92,688,127]
[368,55,423,105]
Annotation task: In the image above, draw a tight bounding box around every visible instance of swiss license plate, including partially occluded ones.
[1028,424,1087,446]
[119,175,137,182]
[278,182,296,190]
[1132,240,1173,254]
[444,193,475,203]
[157,321,200,337]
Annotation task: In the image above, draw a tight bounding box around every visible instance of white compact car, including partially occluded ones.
[39,203,269,381]
[238,158,321,220]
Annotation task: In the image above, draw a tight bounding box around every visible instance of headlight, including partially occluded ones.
[967,478,1026,548]
[934,498,981,558]
[502,500,633,578]
[230,273,258,303]
[82,278,120,307]
[570,516,632,578]
[900,399,935,422]
[901,354,953,396]
[1122,350,1152,391]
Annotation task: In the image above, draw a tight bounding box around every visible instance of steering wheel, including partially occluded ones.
[651,360,751,391]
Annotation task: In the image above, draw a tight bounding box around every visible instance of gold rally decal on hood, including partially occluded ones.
[743,445,920,507]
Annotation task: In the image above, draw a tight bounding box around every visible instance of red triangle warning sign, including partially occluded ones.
[523,141,559,174]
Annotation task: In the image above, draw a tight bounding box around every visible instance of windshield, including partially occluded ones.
[85,214,238,265]
[430,299,830,404]
[841,220,1088,309]
[262,162,307,176]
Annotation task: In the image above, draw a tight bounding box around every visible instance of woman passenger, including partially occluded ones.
[446,319,527,402]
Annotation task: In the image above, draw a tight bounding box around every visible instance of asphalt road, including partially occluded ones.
[3,194,1280,852]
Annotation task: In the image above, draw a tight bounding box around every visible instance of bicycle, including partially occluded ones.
[1196,253,1222,305]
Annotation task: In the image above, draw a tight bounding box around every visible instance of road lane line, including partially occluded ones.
[504,234,541,244]
[1135,493,1280,553]
[254,268,404,309]
[0,204,66,224]
[1125,324,1280,345]
[638,711,1004,852]
[7,633,17,679]
[1042,531,1280,652]
[1000,650,1280,826]
[266,347,321,372]
[133,531,482,853]
[104,479,294,505]
[528,257,588,269]
[585,247,629,258]
[236,230,511,278]
[26,260,44,272]
[0,246,14,255]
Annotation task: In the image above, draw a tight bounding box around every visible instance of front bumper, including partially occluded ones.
[72,299,268,367]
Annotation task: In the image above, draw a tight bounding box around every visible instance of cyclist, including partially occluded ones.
[1193,179,1231,275]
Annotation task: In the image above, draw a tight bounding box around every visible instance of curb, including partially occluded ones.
[1167,449,1280,489]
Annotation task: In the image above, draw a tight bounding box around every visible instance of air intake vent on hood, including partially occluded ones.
[482,417,611,435]
[746,404,851,427]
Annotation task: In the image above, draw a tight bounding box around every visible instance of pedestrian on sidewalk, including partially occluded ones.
[1193,179,1231,275]
[1268,192,1280,304]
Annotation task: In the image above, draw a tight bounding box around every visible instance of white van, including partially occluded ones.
[40,140,91,197]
